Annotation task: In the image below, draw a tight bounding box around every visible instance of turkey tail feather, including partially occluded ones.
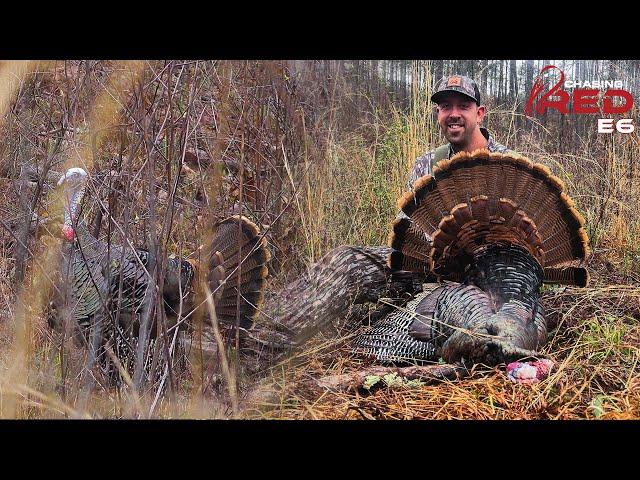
[208,215,270,329]
[543,266,589,287]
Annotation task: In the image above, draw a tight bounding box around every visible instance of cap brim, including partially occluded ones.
[431,89,478,104]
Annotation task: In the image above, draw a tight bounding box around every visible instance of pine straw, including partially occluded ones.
[242,281,640,420]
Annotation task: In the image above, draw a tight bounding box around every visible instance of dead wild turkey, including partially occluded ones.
[354,150,589,383]
[50,167,270,362]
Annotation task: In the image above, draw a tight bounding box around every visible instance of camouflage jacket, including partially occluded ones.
[406,127,509,190]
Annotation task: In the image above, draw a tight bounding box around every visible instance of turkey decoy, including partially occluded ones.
[50,167,270,359]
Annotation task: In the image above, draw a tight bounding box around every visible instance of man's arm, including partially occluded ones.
[406,150,435,191]
[396,150,436,221]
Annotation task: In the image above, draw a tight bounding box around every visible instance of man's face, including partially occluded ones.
[436,93,486,147]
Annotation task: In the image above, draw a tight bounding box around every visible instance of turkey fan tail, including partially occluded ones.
[389,149,589,282]
[388,217,433,273]
[207,215,270,329]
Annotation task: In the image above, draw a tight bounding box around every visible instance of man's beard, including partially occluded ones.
[444,128,468,149]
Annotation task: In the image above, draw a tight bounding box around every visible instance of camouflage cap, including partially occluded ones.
[431,75,481,105]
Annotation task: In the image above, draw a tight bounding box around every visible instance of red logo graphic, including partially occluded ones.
[525,65,634,116]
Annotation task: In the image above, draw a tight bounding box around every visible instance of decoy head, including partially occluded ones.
[57,167,88,242]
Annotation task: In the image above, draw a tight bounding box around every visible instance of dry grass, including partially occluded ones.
[244,274,640,420]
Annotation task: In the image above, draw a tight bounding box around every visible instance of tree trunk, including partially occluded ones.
[525,60,534,97]
[510,59,517,102]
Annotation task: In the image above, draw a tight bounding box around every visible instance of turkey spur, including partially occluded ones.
[354,150,589,381]
[50,167,270,353]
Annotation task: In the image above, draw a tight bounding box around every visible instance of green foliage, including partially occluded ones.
[363,375,381,390]
[362,372,426,390]
[590,395,605,418]
[583,315,630,362]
